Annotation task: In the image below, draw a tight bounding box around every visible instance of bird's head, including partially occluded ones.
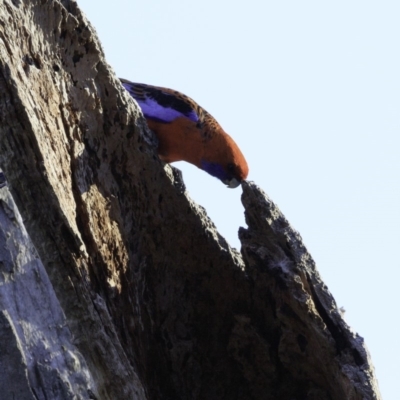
[200,160,248,188]
[200,133,249,188]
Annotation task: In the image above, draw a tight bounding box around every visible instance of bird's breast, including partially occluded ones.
[146,117,204,166]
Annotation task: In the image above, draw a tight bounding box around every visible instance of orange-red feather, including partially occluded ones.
[121,79,249,187]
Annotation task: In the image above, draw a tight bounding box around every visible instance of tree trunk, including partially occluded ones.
[0,0,381,399]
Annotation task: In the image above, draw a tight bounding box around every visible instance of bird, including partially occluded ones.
[120,78,249,188]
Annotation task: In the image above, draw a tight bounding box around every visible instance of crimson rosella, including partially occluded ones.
[121,79,249,188]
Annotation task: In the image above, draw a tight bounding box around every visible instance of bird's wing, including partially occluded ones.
[120,79,201,124]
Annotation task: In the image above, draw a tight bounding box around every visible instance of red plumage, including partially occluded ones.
[121,79,249,188]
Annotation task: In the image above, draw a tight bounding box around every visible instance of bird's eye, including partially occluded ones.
[227,163,236,173]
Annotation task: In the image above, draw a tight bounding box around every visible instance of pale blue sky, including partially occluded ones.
[79,1,399,397]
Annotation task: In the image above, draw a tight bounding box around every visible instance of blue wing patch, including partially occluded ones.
[121,79,199,123]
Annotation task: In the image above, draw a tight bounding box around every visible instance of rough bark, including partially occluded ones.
[0,0,381,399]
[0,172,95,400]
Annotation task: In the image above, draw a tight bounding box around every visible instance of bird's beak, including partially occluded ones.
[226,178,241,188]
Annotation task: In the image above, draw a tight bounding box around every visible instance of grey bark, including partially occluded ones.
[0,0,381,399]
[0,178,95,400]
